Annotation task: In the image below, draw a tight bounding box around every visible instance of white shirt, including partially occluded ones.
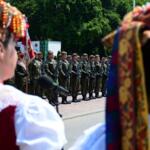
[0,84,67,150]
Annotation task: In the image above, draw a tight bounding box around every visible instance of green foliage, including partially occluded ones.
[9,0,150,56]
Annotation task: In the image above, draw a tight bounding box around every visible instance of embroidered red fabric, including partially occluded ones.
[0,106,19,150]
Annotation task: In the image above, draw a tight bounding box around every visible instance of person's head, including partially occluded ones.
[47,51,54,60]
[95,55,100,62]
[61,51,67,60]
[101,57,105,63]
[38,52,43,60]
[35,52,39,59]
[77,55,80,62]
[72,53,77,61]
[0,1,28,83]
[82,53,88,61]
[17,51,24,61]
[89,55,94,62]
[67,55,71,62]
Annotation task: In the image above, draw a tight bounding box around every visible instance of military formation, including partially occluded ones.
[5,50,111,105]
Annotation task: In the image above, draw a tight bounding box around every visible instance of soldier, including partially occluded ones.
[77,54,82,92]
[59,51,71,104]
[38,50,46,75]
[101,57,108,96]
[94,55,102,98]
[15,51,28,92]
[28,51,42,96]
[44,51,59,105]
[70,53,80,102]
[67,54,72,93]
[88,55,96,99]
[80,53,89,100]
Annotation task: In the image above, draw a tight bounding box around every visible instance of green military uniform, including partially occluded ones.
[80,58,89,100]
[70,55,80,102]
[67,55,72,93]
[44,58,59,105]
[28,58,41,96]
[94,59,102,98]
[59,59,70,104]
[101,58,108,96]
[88,56,96,99]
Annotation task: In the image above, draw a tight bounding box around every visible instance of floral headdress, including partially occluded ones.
[0,0,35,59]
[0,0,27,39]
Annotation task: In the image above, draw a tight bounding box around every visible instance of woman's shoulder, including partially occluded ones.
[0,84,53,112]
[0,84,23,110]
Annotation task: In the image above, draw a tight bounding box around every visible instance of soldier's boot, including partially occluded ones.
[89,93,95,100]
[62,97,71,104]
[95,92,101,98]
[82,95,85,100]
[82,95,88,101]
[72,96,80,103]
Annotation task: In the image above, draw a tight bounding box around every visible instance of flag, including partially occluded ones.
[21,29,35,60]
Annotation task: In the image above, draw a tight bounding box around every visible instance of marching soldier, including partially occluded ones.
[36,51,44,75]
[59,51,71,104]
[94,55,102,98]
[67,54,72,93]
[44,51,59,105]
[101,57,108,96]
[28,52,42,96]
[80,53,89,100]
[88,55,96,99]
[77,54,81,92]
[70,53,80,102]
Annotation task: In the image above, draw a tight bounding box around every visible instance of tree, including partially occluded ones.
[9,0,150,55]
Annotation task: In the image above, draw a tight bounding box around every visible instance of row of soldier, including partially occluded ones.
[5,50,111,105]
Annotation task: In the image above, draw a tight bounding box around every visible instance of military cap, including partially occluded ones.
[61,51,67,54]
[83,53,88,56]
[67,55,71,57]
[95,54,99,57]
[48,51,53,54]
[89,55,94,58]
[72,53,77,56]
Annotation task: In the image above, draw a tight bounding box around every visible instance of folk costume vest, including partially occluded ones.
[0,106,19,150]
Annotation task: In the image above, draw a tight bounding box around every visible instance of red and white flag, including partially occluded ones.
[21,27,35,60]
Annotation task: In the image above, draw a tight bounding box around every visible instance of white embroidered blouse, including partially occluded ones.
[0,84,67,150]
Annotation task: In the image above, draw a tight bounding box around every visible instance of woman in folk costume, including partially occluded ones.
[70,3,150,150]
[0,1,66,150]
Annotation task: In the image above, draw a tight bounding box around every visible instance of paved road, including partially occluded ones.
[58,97,106,150]
[59,95,105,118]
